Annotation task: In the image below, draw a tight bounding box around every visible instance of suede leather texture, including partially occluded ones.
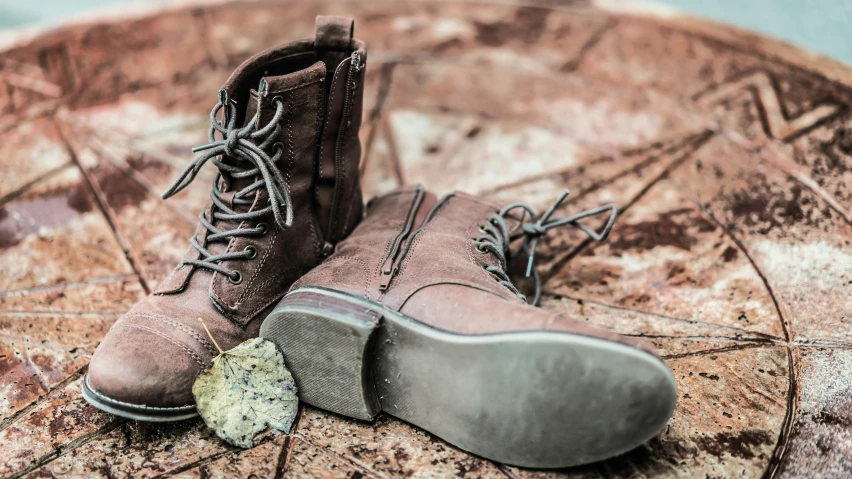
[87,16,368,409]
[290,187,658,356]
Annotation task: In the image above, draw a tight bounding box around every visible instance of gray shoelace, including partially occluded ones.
[475,191,618,306]
[161,84,292,281]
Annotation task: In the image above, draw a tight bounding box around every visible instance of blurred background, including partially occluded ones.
[1,0,851,63]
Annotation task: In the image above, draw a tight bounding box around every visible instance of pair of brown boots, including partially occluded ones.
[84,16,676,468]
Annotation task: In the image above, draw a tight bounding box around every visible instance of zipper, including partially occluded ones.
[327,51,362,240]
[378,185,426,291]
[378,191,455,292]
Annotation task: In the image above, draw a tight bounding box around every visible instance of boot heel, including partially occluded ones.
[260,287,382,420]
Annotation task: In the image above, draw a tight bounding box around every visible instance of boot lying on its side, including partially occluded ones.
[261,185,677,468]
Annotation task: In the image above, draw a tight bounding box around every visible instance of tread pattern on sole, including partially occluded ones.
[261,289,384,420]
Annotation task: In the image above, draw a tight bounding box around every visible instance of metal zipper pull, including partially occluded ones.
[350,51,362,72]
[376,186,425,292]
[378,258,397,292]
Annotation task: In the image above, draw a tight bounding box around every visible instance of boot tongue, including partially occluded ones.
[205,62,327,253]
[218,89,262,201]
[205,94,261,256]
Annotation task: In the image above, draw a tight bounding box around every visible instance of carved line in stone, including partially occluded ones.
[695,70,844,142]
[0,44,75,129]
[542,290,782,340]
[543,130,715,279]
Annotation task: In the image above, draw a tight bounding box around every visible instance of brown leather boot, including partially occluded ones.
[261,185,677,468]
[83,16,367,421]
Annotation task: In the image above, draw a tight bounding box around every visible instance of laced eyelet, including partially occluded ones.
[228,271,243,284]
[476,244,488,254]
[271,95,284,107]
[244,245,258,259]
[256,222,268,236]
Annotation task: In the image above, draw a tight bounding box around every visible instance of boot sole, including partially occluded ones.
[82,375,199,422]
[260,286,677,468]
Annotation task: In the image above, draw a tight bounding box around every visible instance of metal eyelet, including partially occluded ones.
[476,244,488,254]
[244,245,258,259]
[271,95,284,106]
[256,222,268,236]
[228,271,243,284]
[478,225,486,233]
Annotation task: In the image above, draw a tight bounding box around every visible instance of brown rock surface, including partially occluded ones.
[1,1,850,477]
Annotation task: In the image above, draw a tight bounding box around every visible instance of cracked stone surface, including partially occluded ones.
[1,1,851,477]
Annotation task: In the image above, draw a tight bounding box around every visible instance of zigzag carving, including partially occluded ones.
[696,71,843,141]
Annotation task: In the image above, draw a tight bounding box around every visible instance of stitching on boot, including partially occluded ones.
[236,231,277,305]
[315,75,327,208]
[115,323,206,367]
[308,207,322,254]
[244,260,293,315]
[123,312,218,357]
[214,174,269,309]
[266,78,324,95]
[243,288,290,325]
[285,94,295,190]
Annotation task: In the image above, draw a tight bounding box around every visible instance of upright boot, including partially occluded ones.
[84,16,368,421]
[261,186,677,468]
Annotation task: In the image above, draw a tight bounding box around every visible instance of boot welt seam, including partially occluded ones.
[85,376,196,411]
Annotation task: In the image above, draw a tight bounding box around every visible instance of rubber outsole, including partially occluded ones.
[260,286,678,468]
[82,375,199,422]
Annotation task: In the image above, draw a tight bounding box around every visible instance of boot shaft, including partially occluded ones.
[222,15,367,247]
[155,16,367,325]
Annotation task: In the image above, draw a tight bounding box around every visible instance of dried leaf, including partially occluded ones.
[192,333,298,448]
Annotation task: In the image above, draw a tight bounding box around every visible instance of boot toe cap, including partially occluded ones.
[86,325,205,417]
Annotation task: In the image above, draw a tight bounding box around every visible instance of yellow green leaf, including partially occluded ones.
[192,335,298,448]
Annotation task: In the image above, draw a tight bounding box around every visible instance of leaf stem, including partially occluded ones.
[198,317,225,354]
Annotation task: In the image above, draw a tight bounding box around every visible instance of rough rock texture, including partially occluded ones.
[1,1,851,477]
